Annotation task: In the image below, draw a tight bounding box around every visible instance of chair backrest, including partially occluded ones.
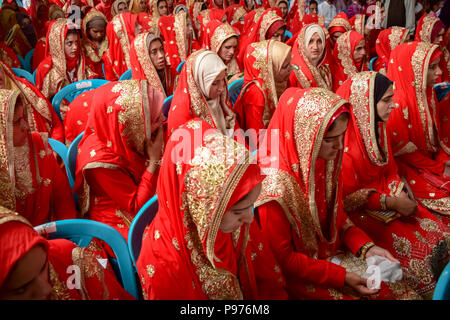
[32,69,37,84]
[162,95,173,118]
[176,60,185,73]
[12,67,35,84]
[51,79,110,122]
[369,56,378,71]
[119,69,132,80]
[48,138,72,185]
[67,131,84,188]
[35,219,139,299]
[434,82,450,102]
[22,48,34,73]
[284,29,293,40]
[433,261,450,300]
[128,195,159,265]
[227,77,244,105]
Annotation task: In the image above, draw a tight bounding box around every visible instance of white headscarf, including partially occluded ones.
[304,24,325,50]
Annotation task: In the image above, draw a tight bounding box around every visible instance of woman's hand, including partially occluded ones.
[145,126,164,174]
[365,245,399,263]
[344,271,379,296]
[386,193,417,217]
[444,161,450,177]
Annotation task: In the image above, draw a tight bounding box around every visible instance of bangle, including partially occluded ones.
[146,159,161,166]
[380,194,387,210]
[357,242,375,259]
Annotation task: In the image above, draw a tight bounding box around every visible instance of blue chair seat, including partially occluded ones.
[119,69,132,80]
[176,60,185,73]
[128,195,159,265]
[35,219,139,299]
[51,79,110,122]
[12,67,35,84]
[162,95,173,118]
[227,78,244,105]
[434,82,450,102]
[433,261,450,300]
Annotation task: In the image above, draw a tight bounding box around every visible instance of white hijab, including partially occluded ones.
[304,24,326,62]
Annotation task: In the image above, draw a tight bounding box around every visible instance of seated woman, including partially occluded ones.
[35,18,96,115]
[129,0,148,14]
[415,14,449,82]
[288,24,332,90]
[255,87,420,300]
[329,30,368,92]
[0,206,134,300]
[0,9,35,59]
[0,42,21,68]
[237,8,286,68]
[233,40,291,145]
[0,61,64,142]
[103,12,145,81]
[337,71,450,299]
[373,27,410,74]
[81,9,108,80]
[137,118,288,300]
[202,19,241,80]
[167,50,237,138]
[386,42,450,226]
[158,10,193,82]
[0,89,77,226]
[129,32,174,98]
[74,80,165,240]
[327,11,352,53]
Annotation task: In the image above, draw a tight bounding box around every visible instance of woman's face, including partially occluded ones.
[434,28,445,45]
[331,31,343,47]
[185,19,194,39]
[218,37,238,63]
[278,2,288,18]
[309,3,318,14]
[88,26,106,42]
[306,32,324,65]
[318,114,348,160]
[427,57,442,86]
[274,54,292,83]
[158,0,168,16]
[64,32,79,58]
[0,245,51,300]
[270,27,285,42]
[139,0,147,11]
[208,69,226,99]
[353,39,366,63]
[117,2,128,13]
[149,39,166,71]
[13,100,29,147]
[220,183,262,233]
[376,85,395,122]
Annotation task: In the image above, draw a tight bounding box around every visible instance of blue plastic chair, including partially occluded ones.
[48,138,72,185]
[119,69,132,80]
[12,67,35,84]
[227,78,244,105]
[369,56,378,71]
[19,49,34,73]
[67,131,84,189]
[128,195,159,265]
[284,29,293,40]
[433,262,450,300]
[32,69,37,84]
[176,60,185,73]
[51,79,110,122]
[434,82,450,102]
[34,219,140,299]
[162,94,173,118]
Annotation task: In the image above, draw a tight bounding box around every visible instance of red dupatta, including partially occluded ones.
[137,118,276,300]
[0,61,64,142]
[129,32,173,98]
[386,41,450,216]
[103,12,139,80]
[374,27,410,74]
[74,80,165,216]
[290,24,332,90]
[330,30,368,91]
[0,42,21,68]
[255,87,354,259]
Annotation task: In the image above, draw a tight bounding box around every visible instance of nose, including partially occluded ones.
[334,136,344,150]
[240,207,254,224]
[436,65,443,77]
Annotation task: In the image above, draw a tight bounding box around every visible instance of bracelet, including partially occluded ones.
[357,242,375,259]
[146,159,161,166]
[380,194,387,210]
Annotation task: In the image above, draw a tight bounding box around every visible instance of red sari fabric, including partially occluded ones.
[0,208,134,300]
[137,118,288,300]
[35,19,94,102]
[95,0,114,21]
[194,8,227,51]
[158,11,192,80]
[255,87,420,300]
[288,24,332,90]
[74,80,164,239]
[0,42,21,68]
[415,14,450,82]
[129,32,174,98]
[0,61,64,142]
[167,49,238,137]
[337,71,450,299]
[0,90,77,226]
[81,9,109,79]
[373,27,410,74]
[237,8,285,68]
[201,19,241,76]
[386,42,450,223]
[329,30,368,92]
